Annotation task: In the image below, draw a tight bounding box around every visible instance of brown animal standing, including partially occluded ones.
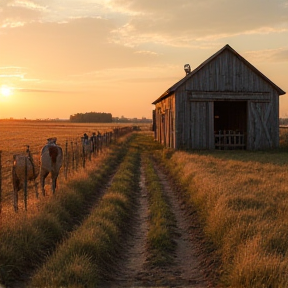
[12,145,39,211]
[40,138,63,196]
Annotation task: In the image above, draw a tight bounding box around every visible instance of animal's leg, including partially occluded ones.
[34,180,39,198]
[51,170,58,194]
[40,171,49,196]
[12,167,20,212]
[13,189,18,212]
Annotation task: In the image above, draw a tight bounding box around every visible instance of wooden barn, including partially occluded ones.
[152,44,286,150]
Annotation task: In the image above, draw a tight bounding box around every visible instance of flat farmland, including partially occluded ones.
[0,120,149,216]
[1,124,288,287]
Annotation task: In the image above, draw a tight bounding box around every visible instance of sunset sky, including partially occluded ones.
[0,0,287,120]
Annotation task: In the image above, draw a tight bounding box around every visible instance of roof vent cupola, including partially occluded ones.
[184,64,191,75]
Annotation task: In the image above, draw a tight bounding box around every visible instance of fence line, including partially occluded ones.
[0,126,136,213]
[0,150,2,223]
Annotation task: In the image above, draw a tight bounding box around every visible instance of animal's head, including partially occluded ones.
[47,137,57,144]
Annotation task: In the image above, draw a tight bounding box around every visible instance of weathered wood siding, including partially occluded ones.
[247,89,279,149]
[175,49,280,150]
[175,85,214,149]
[154,94,175,148]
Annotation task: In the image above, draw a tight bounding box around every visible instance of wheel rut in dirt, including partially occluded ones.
[103,157,214,288]
[103,160,150,287]
[154,167,210,288]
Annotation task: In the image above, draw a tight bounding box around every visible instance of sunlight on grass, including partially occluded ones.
[163,147,288,287]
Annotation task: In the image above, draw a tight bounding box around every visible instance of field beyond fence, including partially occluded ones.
[160,127,288,287]
[0,120,150,218]
[1,122,288,287]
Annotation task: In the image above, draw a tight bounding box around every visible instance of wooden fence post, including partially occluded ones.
[0,151,2,223]
[71,141,75,171]
[64,140,68,180]
[82,142,85,168]
[24,156,28,211]
[75,141,79,171]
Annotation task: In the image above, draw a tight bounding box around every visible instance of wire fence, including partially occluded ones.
[0,126,135,214]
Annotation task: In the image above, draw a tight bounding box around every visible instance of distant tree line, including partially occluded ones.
[113,116,152,123]
[280,118,288,126]
[70,112,112,123]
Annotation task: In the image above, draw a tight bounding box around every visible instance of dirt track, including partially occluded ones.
[102,159,216,288]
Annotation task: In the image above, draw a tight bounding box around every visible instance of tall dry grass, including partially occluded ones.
[0,120,148,217]
[143,154,176,267]
[0,132,133,286]
[29,140,141,287]
[163,145,288,287]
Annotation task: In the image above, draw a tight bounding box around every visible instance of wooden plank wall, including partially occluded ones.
[155,49,281,150]
[175,49,280,150]
[247,89,279,149]
[154,95,176,148]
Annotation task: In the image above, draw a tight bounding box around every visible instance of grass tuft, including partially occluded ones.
[161,148,288,287]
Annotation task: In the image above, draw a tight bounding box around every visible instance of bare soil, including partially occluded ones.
[102,159,218,288]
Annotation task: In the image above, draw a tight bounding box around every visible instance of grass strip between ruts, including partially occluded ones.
[29,143,141,287]
[142,154,176,267]
[0,134,135,286]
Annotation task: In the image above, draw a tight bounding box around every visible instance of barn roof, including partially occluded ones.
[152,44,286,104]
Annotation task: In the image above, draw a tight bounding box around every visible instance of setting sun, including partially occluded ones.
[1,85,12,97]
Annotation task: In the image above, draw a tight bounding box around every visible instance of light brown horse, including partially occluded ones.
[12,145,39,211]
[40,138,63,196]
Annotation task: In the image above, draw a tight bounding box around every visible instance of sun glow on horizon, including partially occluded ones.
[1,85,12,97]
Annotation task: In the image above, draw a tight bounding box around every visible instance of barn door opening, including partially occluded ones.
[214,101,247,149]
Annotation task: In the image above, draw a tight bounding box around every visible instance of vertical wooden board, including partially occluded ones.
[208,101,214,149]
[185,92,190,148]
[199,102,205,148]
[194,102,200,149]
[190,101,195,149]
[188,102,191,148]
[249,101,274,150]
[171,95,176,149]
[155,106,159,142]
[247,101,253,150]
[167,108,171,148]
[273,90,280,147]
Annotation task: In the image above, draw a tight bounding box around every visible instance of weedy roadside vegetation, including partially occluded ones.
[0,120,149,215]
[131,133,176,266]
[161,136,288,287]
[143,154,176,267]
[0,134,133,286]
[29,139,141,287]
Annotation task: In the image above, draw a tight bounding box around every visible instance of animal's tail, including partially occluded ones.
[48,146,59,163]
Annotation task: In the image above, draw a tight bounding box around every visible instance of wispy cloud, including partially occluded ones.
[108,0,288,48]
[0,66,26,78]
[16,88,66,93]
[244,47,288,63]
[134,50,158,56]
[8,0,46,11]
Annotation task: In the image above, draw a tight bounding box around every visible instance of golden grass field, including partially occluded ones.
[162,128,288,287]
[0,120,149,218]
[1,121,288,287]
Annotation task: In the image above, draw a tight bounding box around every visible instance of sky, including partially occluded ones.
[0,0,287,120]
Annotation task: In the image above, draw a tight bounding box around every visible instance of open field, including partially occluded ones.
[0,123,288,287]
[0,120,150,217]
[161,129,288,287]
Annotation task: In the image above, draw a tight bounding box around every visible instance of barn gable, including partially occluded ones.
[152,44,286,150]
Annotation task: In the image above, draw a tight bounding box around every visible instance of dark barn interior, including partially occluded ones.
[214,101,247,149]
